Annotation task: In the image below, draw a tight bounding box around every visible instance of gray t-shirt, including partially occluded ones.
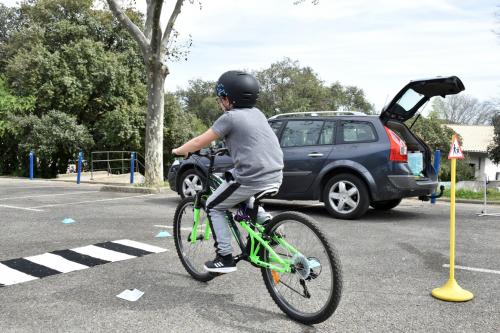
[212,107,283,185]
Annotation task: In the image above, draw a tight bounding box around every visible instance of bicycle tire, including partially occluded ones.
[173,197,215,282]
[260,211,342,324]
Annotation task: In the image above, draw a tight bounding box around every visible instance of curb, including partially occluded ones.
[100,185,172,194]
[52,179,128,186]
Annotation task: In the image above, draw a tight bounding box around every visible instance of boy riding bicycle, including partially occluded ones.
[172,71,284,273]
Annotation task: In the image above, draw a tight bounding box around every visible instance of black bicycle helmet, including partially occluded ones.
[215,71,259,108]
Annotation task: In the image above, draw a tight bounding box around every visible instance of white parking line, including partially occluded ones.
[154,224,202,232]
[30,194,154,209]
[0,204,44,212]
[0,185,99,190]
[443,264,500,275]
[0,191,100,201]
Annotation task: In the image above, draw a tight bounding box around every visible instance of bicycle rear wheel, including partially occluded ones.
[173,197,215,282]
[260,211,342,325]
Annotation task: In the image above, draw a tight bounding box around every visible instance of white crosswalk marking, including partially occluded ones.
[0,263,38,285]
[25,253,88,273]
[112,239,167,253]
[71,245,136,262]
[0,240,167,287]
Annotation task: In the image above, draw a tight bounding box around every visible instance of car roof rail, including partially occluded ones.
[268,110,367,120]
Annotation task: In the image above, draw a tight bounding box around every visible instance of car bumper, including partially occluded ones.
[387,175,438,197]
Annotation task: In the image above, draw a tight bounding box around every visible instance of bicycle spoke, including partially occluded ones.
[174,198,215,281]
[261,214,341,323]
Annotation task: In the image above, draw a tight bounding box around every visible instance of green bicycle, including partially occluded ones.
[173,148,342,324]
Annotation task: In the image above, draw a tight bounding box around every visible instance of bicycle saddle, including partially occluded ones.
[254,187,279,201]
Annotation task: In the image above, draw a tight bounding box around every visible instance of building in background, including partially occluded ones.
[445,125,500,181]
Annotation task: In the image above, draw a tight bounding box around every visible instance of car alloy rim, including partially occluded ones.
[182,174,203,197]
[328,180,359,214]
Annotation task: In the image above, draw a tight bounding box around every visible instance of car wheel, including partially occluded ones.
[370,198,402,210]
[323,173,370,220]
[178,169,204,199]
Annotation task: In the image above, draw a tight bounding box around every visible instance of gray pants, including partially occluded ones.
[205,179,281,256]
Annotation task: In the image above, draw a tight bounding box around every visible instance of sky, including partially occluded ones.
[2,0,500,112]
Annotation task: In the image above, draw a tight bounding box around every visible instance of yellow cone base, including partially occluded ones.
[432,278,474,302]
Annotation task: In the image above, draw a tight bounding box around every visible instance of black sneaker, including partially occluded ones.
[204,254,237,273]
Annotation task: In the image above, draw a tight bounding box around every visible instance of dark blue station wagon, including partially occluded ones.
[168,76,464,219]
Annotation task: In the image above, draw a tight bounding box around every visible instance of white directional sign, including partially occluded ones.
[448,135,464,160]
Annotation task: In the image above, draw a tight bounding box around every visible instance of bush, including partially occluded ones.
[439,156,476,181]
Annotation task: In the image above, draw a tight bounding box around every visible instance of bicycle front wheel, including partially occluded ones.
[173,197,215,282]
[261,211,342,325]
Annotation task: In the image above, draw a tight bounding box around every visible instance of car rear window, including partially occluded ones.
[341,121,376,143]
[281,120,324,147]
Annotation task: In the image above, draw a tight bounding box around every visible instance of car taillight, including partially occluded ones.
[384,126,407,162]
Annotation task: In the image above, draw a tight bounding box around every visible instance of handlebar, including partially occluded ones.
[173,147,229,159]
[173,147,229,194]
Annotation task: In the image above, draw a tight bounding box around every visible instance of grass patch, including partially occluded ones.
[443,189,500,201]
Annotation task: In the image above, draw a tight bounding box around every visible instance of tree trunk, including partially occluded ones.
[144,58,167,185]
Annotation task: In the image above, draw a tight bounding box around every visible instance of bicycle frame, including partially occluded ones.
[187,149,301,274]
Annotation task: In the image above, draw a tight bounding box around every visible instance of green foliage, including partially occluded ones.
[487,113,500,164]
[176,79,220,125]
[0,76,36,175]
[255,58,373,116]
[0,0,147,176]
[443,188,500,201]
[4,0,146,119]
[4,8,146,122]
[255,58,327,115]
[404,112,477,181]
[94,104,145,152]
[0,76,35,117]
[439,157,476,182]
[164,92,207,168]
[0,3,21,70]
[327,83,374,114]
[177,58,374,127]
[0,3,374,179]
[406,112,456,153]
[10,110,94,177]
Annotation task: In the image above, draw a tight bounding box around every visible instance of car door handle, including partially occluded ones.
[308,153,324,157]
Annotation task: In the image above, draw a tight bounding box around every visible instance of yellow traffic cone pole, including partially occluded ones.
[431,157,473,302]
[449,158,456,282]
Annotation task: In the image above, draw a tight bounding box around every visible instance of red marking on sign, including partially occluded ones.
[448,135,464,160]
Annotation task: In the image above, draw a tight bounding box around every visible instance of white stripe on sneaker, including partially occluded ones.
[203,264,237,273]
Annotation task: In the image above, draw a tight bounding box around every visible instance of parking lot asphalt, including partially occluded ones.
[0,177,499,332]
